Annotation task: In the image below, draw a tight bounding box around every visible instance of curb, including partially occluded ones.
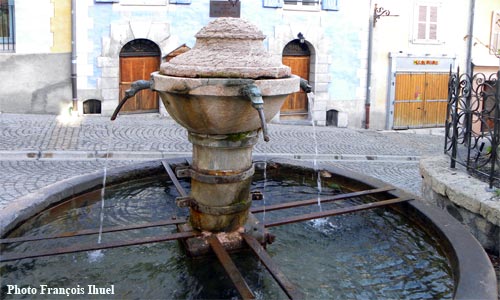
[0,150,421,162]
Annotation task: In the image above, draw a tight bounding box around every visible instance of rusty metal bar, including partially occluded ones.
[161,160,188,197]
[0,218,187,244]
[0,231,198,263]
[251,186,394,214]
[207,235,256,300]
[264,197,412,228]
[242,233,304,300]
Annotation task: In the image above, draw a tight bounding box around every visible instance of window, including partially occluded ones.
[120,0,167,5]
[264,0,338,11]
[284,0,320,11]
[490,10,500,57]
[83,99,102,115]
[0,0,15,51]
[285,0,318,6]
[412,2,441,44]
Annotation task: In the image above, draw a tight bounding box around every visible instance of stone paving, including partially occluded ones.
[0,113,444,208]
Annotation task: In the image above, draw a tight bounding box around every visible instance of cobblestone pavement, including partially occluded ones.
[0,113,445,208]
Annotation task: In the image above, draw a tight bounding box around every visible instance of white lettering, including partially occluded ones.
[6,285,37,295]
[87,284,115,295]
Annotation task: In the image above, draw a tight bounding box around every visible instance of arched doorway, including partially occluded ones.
[281,39,311,119]
[119,39,161,113]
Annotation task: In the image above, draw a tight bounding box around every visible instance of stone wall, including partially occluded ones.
[420,155,500,254]
[77,1,368,125]
[0,53,72,114]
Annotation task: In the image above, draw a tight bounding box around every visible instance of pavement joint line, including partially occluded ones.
[0,150,420,162]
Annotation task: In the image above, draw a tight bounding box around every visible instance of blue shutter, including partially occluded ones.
[170,0,191,4]
[263,0,283,8]
[322,0,339,11]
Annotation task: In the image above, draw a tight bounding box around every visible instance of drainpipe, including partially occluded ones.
[71,0,78,113]
[365,0,374,129]
[465,0,475,76]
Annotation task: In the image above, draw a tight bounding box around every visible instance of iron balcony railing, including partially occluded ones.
[0,2,15,52]
[445,69,500,189]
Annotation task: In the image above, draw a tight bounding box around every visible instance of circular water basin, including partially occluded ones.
[0,159,496,299]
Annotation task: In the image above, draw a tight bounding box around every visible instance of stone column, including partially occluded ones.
[187,131,258,232]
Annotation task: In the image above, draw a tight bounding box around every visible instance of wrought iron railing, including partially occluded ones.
[445,69,500,188]
[0,3,15,52]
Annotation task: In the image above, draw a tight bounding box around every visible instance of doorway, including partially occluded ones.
[393,72,448,129]
[281,39,311,120]
[119,39,161,113]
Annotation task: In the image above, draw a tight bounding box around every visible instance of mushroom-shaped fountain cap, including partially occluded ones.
[160,18,291,79]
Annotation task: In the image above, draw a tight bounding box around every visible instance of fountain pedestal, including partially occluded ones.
[149,18,299,253]
[188,131,257,232]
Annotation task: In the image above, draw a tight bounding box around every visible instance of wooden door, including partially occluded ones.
[119,56,159,112]
[394,73,425,128]
[393,72,448,129]
[422,73,448,126]
[281,56,310,118]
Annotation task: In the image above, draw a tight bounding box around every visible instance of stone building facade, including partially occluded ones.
[74,0,364,127]
[0,0,72,114]
[1,0,498,129]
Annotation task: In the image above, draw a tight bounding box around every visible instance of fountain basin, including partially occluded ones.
[0,158,497,299]
[151,74,299,135]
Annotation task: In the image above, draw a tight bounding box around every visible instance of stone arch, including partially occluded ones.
[120,38,161,57]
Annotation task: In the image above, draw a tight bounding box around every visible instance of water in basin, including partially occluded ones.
[0,164,453,299]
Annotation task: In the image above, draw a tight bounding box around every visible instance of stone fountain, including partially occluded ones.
[2,17,496,300]
[114,17,299,253]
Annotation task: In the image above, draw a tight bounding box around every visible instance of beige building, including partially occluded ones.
[368,0,499,130]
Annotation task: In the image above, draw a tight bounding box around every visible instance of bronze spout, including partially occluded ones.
[110,80,152,121]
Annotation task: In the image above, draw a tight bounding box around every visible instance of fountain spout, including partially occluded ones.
[110,80,152,121]
[300,78,312,93]
[241,84,270,142]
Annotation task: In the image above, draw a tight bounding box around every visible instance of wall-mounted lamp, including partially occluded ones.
[297,32,305,44]
[373,4,398,27]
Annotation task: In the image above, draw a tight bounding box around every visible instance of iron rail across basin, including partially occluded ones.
[207,235,256,300]
[250,186,395,213]
[0,218,187,244]
[162,160,188,197]
[264,197,413,228]
[0,231,199,263]
[242,233,305,300]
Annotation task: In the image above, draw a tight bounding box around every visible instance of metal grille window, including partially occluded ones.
[0,0,15,52]
[412,2,441,44]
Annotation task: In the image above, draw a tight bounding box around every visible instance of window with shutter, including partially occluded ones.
[489,10,500,57]
[412,2,442,44]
